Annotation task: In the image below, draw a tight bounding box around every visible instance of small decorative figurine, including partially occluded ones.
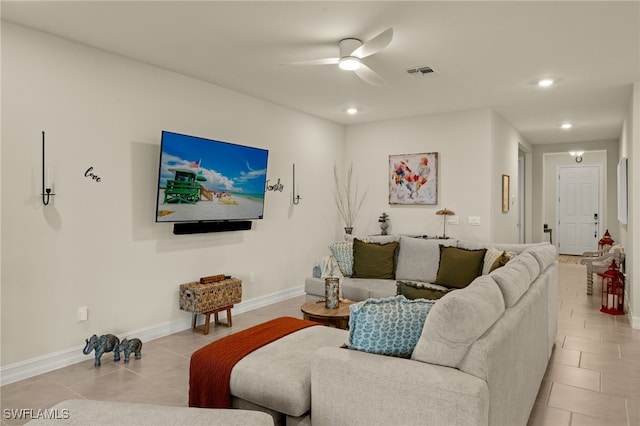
[83,334,120,367]
[378,212,390,235]
[118,338,143,363]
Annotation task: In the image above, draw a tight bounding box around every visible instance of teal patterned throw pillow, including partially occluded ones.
[348,296,436,358]
[329,241,353,276]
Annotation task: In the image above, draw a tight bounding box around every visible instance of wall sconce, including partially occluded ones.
[41,131,55,205]
[292,163,301,205]
[569,151,584,163]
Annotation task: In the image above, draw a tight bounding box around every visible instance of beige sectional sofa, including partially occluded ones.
[224,236,558,426]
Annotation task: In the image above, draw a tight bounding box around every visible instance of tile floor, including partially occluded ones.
[527,262,640,426]
[1,261,639,425]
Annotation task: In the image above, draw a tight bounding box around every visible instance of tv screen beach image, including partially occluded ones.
[155,132,268,222]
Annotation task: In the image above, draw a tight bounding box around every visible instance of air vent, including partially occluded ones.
[405,66,435,78]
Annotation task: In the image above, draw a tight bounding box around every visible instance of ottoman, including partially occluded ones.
[230,325,347,424]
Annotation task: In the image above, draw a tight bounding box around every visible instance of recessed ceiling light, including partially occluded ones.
[538,78,554,87]
[346,107,358,115]
[561,123,573,129]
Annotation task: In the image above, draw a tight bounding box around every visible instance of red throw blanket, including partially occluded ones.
[189,316,319,409]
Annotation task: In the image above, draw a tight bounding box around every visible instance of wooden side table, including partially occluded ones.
[300,300,354,330]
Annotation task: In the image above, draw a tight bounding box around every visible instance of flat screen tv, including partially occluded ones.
[155,131,269,223]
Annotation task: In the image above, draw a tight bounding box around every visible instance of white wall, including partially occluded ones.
[1,23,345,367]
[343,108,522,243]
[491,111,525,242]
[619,82,639,327]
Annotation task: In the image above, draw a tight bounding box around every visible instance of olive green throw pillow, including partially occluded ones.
[396,281,451,300]
[351,238,399,279]
[489,252,510,272]
[435,246,487,289]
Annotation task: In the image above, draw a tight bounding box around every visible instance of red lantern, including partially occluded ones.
[600,260,625,315]
[599,229,615,250]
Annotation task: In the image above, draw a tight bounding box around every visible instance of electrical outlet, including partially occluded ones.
[77,306,88,322]
[249,273,255,284]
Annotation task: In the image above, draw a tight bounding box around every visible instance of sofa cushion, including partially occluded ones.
[329,241,353,276]
[348,295,436,358]
[523,244,557,272]
[351,239,399,279]
[25,399,276,426]
[435,246,487,289]
[396,280,451,300]
[411,275,505,367]
[518,252,541,279]
[395,236,457,283]
[489,253,540,307]
[341,278,397,301]
[457,240,548,254]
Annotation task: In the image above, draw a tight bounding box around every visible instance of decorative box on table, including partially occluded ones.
[179,277,242,334]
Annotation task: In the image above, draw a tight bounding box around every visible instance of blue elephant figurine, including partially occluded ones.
[83,334,120,367]
[118,338,142,363]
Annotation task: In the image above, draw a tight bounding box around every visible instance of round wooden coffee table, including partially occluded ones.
[300,300,354,330]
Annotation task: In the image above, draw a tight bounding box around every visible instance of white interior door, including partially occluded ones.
[557,165,601,255]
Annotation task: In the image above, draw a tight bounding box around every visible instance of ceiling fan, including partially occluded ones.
[289,28,393,86]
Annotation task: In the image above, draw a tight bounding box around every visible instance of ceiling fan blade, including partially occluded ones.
[353,63,386,86]
[287,57,340,66]
[350,28,393,58]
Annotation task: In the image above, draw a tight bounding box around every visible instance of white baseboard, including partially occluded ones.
[627,303,640,329]
[0,286,304,386]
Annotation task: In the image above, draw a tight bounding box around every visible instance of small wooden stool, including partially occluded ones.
[191,305,234,335]
[179,278,242,335]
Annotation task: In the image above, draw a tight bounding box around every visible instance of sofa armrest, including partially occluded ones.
[311,347,489,426]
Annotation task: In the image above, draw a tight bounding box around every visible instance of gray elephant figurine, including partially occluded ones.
[118,338,142,363]
[83,334,120,367]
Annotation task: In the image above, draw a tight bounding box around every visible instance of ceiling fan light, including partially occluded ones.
[538,78,554,87]
[338,57,361,71]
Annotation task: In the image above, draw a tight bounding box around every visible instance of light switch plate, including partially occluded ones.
[468,216,481,226]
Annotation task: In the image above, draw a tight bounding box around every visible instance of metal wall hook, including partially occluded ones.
[292,163,301,205]
[41,131,56,206]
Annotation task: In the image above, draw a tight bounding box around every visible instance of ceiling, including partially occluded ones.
[2,1,639,145]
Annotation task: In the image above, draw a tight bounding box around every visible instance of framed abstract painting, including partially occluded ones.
[389,152,438,205]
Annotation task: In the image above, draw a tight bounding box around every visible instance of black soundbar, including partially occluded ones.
[173,221,252,235]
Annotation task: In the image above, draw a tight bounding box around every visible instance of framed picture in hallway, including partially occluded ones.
[502,174,510,212]
[389,152,438,205]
